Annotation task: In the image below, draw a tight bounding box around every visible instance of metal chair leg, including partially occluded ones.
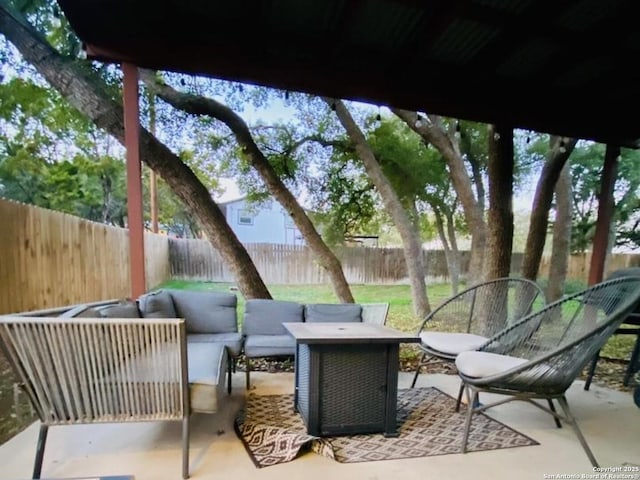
[455,381,465,412]
[584,350,600,391]
[556,395,599,468]
[548,399,562,428]
[411,352,426,388]
[227,356,233,394]
[461,387,478,454]
[182,415,190,479]
[32,424,49,480]
[245,357,251,390]
[622,334,640,386]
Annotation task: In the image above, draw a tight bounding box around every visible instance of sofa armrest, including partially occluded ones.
[361,303,390,325]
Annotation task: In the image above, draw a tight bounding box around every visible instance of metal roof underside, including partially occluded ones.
[57,0,640,147]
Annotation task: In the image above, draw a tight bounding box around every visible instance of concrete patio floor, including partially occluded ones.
[1,372,638,480]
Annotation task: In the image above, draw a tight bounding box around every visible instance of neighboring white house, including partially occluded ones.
[218,196,305,245]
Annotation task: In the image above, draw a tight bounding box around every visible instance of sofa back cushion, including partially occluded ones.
[138,290,177,318]
[243,299,304,335]
[168,289,238,334]
[304,303,363,323]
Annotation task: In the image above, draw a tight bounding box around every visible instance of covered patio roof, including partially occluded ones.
[58,0,640,148]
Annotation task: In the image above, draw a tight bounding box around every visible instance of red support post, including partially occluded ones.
[122,63,146,298]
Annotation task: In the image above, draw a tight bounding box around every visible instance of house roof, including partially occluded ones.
[56,0,640,148]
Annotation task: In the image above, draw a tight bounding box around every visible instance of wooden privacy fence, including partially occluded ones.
[169,239,511,284]
[170,238,640,286]
[0,199,170,314]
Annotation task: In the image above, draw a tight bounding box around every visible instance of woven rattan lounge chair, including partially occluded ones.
[411,277,546,389]
[455,275,640,467]
[0,306,228,479]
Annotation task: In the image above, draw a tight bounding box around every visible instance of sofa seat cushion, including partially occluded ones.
[169,290,238,334]
[420,332,488,356]
[187,332,243,357]
[455,351,527,378]
[138,290,177,318]
[188,342,227,414]
[304,303,363,323]
[244,334,296,358]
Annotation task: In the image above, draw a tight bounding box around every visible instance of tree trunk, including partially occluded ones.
[330,99,430,317]
[588,145,619,286]
[445,209,462,294]
[391,108,487,282]
[466,150,486,214]
[0,2,271,299]
[434,207,460,295]
[547,162,572,302]
[141,72,354,303]
[521,136,576,281]
[476,124,514,335]
[483,124,514,280]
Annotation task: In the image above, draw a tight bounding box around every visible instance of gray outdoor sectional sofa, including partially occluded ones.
[0,289,388,478]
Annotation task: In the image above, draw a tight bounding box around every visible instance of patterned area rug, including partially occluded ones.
[234,387,539,467]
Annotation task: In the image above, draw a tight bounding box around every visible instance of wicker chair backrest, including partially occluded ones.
[417,277,545,338]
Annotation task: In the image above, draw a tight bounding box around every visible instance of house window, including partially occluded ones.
[238,209,254,225]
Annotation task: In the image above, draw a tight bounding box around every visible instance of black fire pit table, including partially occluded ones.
[283,321,420,437]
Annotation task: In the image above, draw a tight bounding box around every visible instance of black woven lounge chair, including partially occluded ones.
[455,275,640,467]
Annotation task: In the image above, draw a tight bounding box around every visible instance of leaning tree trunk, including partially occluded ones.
[329,99,431,317]
[0,2,271,299]
[547,162,572,302]
[141,71,354,303]
[391,108,487,282]
[521,136,576,281]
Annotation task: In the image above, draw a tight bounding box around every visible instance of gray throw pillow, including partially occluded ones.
[304,303,363,323]
[138,290,177,318]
